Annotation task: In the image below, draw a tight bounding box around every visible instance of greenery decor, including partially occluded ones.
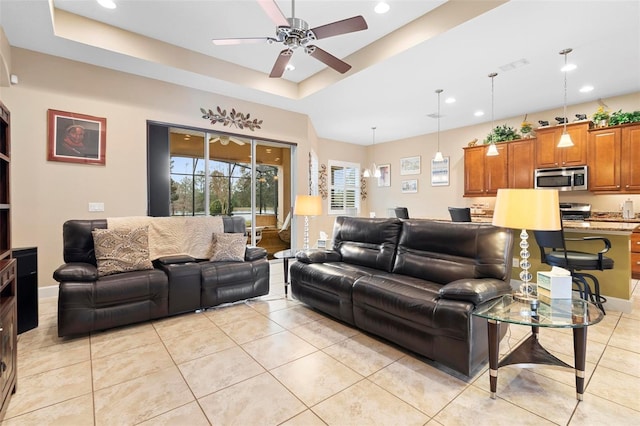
[592,106,610,122]
[201,107,263,131]
[608,110,640,126]
[484,124,521,144]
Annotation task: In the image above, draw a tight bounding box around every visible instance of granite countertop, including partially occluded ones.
[470,215,639,233]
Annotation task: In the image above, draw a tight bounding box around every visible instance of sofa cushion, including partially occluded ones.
[92,227,154,277]
[332,217,402,272]
[210,233,246,262]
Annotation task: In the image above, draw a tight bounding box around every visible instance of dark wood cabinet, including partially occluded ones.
[588,123,640,193]
[508,138,535,188]
[535,121,590,168]
[0,101,16,421]
[463,143,507,197]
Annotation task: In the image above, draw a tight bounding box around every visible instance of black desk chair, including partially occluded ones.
[394,207,409,219]
[533,228,612,314]
[448,207,472,222]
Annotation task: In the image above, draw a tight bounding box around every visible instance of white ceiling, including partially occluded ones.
[1,0,639,145]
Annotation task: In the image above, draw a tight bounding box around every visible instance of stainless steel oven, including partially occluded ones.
[534,166,588,191]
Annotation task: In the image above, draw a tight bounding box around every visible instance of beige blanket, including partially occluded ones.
[107,216,225,260]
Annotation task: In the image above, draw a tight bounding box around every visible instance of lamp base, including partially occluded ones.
[512,292,538,303]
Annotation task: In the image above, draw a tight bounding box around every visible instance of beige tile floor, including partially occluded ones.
[3,262,640,425]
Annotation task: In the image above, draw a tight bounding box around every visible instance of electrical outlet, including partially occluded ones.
[89,202,104,212]
[513,258,519,268]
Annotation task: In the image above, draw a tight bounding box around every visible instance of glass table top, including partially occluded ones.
[473,294,604,328]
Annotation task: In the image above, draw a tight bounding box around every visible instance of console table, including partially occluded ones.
[473,295,603,401]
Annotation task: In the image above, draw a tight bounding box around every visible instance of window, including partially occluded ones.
[328,160,360,215]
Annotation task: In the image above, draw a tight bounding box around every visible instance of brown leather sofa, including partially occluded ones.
[290,217,514,376]
[54,216,269,337]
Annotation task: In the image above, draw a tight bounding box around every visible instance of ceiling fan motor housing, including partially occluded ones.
[277,17,315,48]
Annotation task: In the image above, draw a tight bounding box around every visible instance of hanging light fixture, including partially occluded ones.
[434,89,444,162]
[486,72,499,156]
[362,127,380,178]
[557,48,575,148]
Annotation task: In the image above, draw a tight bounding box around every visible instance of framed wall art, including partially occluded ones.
[431,156,450,186]
[377,164,391,187]
[401,179,418,193]
[400,156,420,175]
[47,109,106,165]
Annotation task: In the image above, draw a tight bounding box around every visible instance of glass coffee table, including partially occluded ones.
[473,294,604,401]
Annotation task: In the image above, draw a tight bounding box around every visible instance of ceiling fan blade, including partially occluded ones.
[257,0,289,27]
[269,49,293,78]
[212,37,274,46]
[310,16,368,40]
[307,46,351,74]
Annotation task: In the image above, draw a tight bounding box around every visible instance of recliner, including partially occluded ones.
[533,227,612,313]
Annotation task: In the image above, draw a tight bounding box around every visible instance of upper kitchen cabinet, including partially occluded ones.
[588,123,640,193]
[508,138,535,188]
[463,143,508,197]
[535,121,590,169]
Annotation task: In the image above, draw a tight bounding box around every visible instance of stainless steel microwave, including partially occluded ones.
[534,166,588,191]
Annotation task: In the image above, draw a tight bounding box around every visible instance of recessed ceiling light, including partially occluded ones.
[445,97,456,104]
[561,63,577,72]
[285,64,295,71]
[97,0,117,9]
[474,111,485,117]
[579,85,594,93]
[374,2,390,14]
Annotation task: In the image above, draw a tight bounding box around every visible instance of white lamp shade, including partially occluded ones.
[557,132,574,148]
[363,169,371,178]
[434,151,444,162]
[486,143,499,156]
[294,195,322,216]
[492,189,561,231]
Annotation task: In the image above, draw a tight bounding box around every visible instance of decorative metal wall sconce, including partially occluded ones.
[201,106,263,130]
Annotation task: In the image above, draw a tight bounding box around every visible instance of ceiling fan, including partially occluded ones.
[209,135,246,146]
[212,0,368,78]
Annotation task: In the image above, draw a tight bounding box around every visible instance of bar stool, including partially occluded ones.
[533,228,612,314]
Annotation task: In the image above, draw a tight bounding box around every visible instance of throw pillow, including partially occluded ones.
[92,226,154,277]
[210,233,246,262]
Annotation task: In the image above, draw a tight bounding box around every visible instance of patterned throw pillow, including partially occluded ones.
[210,233,246,262]
[92,226,154,277]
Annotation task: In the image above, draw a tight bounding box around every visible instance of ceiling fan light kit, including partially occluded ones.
[212,0,368,78]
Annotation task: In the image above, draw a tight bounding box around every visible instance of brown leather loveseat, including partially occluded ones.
[290,216,514,376]
[54,216,269,337]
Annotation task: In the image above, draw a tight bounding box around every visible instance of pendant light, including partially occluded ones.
[434,89,444,162]
[486,72,499,156]
[557,48,574,148]
[363,127,380,178]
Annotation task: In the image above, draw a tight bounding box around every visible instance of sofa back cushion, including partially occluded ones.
[332,217,402,272]
[392,220,514,284]
[62,216,246,265]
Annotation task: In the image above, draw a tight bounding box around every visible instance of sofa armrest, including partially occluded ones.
[296,249,342,264]
[154,255,196,265]
[53,262,99,282]
[438,278,512,305]
[245,246,267,261]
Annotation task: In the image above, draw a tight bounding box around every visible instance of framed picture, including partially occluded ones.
[377,164,391,187]
[431,156,450,186]
[401,179,418,193]
[400,156,420,175]
[47,109,106,165]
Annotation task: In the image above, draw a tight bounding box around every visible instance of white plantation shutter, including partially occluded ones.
[329,160,360,214]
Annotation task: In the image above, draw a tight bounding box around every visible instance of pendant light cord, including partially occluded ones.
[489,72,497,130]
[436,89,442,152]
[563,49,569,133]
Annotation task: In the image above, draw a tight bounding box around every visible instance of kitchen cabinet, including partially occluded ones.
[463,143,507,197]
[507,138,535,188]
[535,121,590,168]
[588,123,640,193]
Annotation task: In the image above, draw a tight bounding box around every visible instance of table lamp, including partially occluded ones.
[294,195,322,250]
[492,188,561,301]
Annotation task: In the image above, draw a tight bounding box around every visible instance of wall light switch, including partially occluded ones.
[89,202,105,212]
